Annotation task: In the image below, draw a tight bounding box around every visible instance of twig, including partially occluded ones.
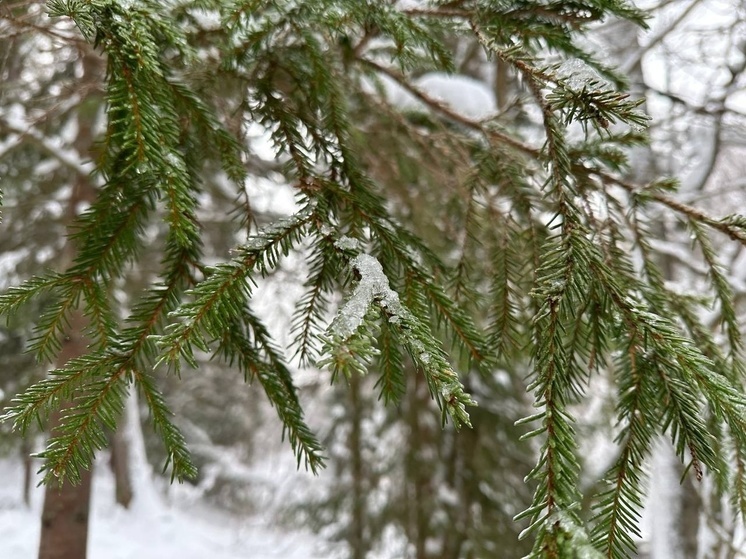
[359,57,746,247]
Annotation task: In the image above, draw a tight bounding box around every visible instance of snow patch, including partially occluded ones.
[380,72,497,121]
[332,254,405,339]
[334,236,361,251]
[557,58,609,91]
[415,73,497,120]
[0,456,325,559]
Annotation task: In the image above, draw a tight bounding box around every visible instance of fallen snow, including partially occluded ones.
[415,73,497,120]
[0,455,324,559]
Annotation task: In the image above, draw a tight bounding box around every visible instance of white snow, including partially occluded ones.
[415,73,497,120]
[379,72,497,121]
[331,253,406,339]
[643,440,684,559]
[0,457,324,559]
[188,8,222,30]
[334,235,361,251]
[0,393,325,559]
[0,248,32,289]
[0,103,94,178]
[557,58,609,91]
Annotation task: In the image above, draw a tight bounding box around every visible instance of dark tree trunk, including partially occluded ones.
[348,372,367,559]
[21,436,33,507]
[406,371,434,559]
[38,312,93,559]
[37,48,102,559]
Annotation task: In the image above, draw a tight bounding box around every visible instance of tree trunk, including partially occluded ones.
[38,48,102,559]
[107,391,134,509]
[348,372,367,559]
[406,371,434,559]
[38,312,93,559]
[22,435,33,507]
[494,59,511,112]
[109,424,134,509]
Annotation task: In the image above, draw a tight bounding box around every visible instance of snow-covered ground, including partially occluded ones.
[0,458,325,559]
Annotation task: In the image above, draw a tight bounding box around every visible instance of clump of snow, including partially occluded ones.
[377,72,497,121]
[557,58,609,91]
[245,122,279,161]
[165,151,186,172]
[396,0,427,8]
[334,236,361,251]
[189,8,222,30]
[332,254,405,339]
[415,73,496,120]
[3,102,27,130]
[243,176,298,216]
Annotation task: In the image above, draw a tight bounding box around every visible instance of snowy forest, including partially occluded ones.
[1,0,746,558]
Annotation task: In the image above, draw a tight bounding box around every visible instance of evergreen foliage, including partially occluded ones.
[2,0,746,557]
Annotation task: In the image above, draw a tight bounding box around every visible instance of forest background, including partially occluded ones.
[1,1,746,558]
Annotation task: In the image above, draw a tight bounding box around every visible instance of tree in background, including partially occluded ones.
[569,4,746,557]
[2,2,746,559]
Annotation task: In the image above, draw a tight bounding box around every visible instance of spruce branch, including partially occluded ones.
[517,228,585,554]
[290,233,341,365]
[320,244,476,427]
[487,227,527,359]
[27,282,87,362]
[688,220,742,356]
[0,274,66,318]
[217,309,325,473]
[375,317,406,405]
[156,210,311,371]
[6,3,746,554]
[131,368,198,482]
[590,343,660,559]
[0,353,112,436]
[363,53,746,250]
[35,364,129,485]
[2,233,201,483]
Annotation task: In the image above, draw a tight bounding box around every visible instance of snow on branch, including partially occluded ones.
[330,238,407,340]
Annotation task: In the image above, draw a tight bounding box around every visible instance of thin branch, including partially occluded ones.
[359,57,533,154]
[360,57,746,246]
[0,117,94,177]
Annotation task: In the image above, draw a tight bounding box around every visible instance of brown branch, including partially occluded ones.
[401,8,473,19]
[359,57,536,156]
[360,55,746,247]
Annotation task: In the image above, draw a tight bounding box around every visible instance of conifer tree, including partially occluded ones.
[3,1,746,558]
